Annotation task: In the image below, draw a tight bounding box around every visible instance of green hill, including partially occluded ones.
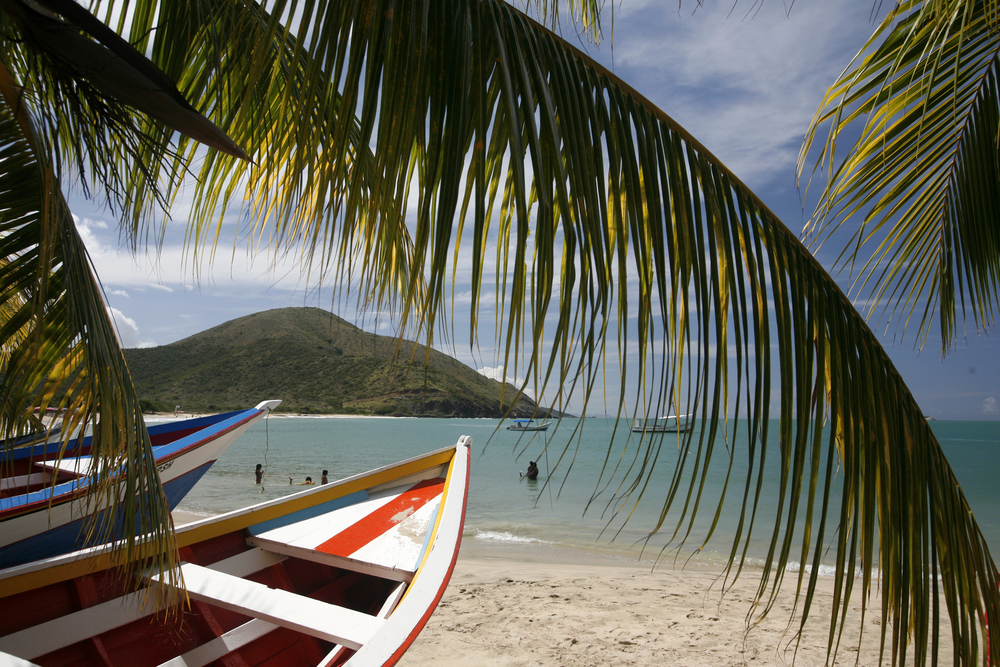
[123,307,542,418]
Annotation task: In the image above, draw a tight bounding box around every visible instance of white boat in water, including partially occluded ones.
[506,419,552,432]
[631,414,693,434]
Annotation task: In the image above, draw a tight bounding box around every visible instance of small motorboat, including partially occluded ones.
[0,436,471,667]
[506,419,552,432]
[0,400,281,569]
[630,414,694,434]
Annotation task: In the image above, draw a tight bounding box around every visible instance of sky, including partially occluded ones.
[69,1,1000,420]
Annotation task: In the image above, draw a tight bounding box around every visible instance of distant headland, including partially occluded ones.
[125,307,570,419]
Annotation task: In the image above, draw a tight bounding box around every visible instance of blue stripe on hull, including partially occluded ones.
[162,460,215,509]
[0,461,215,570]
[247,490,369,536]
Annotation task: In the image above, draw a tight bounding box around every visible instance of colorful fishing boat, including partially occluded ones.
[506,418,552,432]
[0,436,471,667]
[630,413,694,434]
[0,400,281,569]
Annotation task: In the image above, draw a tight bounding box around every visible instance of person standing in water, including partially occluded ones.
[255,463,263,484]
[321,470,329,484]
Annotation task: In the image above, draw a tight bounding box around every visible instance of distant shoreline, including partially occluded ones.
[146,411,559,420]
[147,411,447,420]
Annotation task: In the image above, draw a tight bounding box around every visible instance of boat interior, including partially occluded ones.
[0,462,453,667]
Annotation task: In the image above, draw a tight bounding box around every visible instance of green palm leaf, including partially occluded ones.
[0,60,181,605]
[104,1,990,662]
[0,0,996,663]
[800,0,1000,352]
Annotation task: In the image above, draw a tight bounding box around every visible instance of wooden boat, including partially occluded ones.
[0,400,281,569]
[0,436,471,667]
[630,414,693,434]
[506,419,552,432]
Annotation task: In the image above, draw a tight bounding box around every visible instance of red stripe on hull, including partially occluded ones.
[385,449,470,667]
[315,478,444,558]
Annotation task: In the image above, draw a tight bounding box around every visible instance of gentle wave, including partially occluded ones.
[470,529,553,545]
[783,561,869,578]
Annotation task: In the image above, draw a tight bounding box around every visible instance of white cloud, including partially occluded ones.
[73,215,107,251]
[74,215,107,230]
[74,209,312,296]
[478,365,521,385]
[110,289,129,298]
[107,307,156,349]
[478,366,534,399]
[984,397,997,415]
[596,3,870,192]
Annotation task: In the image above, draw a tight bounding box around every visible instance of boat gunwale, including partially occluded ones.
[1,408,251,463]
[0,442,462,600]
[347,436,470,666]
[0,406,269,519]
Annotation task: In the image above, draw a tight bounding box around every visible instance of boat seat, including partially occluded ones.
[148,562,383,651]
[0,650,41,667]
[157,618,278,667]
[32,456,92,478]
[0,472,51,494]
[162,580,408,667]
[0,548,286,661]
[247,534,416,583]
[244,477,446,585]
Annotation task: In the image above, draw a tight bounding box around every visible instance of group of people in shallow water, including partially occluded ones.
[255,464,329,486]
[257,460,540,486]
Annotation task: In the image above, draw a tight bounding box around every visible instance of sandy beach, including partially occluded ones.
[173,511,942,667]
[398,558,924,667]
[172,510,924,667]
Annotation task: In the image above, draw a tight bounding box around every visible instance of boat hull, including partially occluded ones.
[506,420,552,432]
[0,401,279,569]
[630,424,692,433]
[631,415,694,434]
[0,437,471,667]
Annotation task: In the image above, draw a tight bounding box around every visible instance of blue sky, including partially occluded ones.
[71,1,1000,420]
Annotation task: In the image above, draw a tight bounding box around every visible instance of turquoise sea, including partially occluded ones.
[173,416,1000,571]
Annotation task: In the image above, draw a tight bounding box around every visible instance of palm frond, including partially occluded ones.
[0,61,180,607]
[2,0,996,662]
[89,0,993,662]
[800,0,1000,352]
[515,0,605,42]
[1,0,247,159]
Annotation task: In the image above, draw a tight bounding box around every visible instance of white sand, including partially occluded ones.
[170,510,945,666]
[398,558,932,667]
[172,509,212,526]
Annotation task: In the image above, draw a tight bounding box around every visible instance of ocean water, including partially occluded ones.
[172,416,1000,571]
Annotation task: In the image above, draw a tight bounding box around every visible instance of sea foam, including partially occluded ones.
[472,529,552,545]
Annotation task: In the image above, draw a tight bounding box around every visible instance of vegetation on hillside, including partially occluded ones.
[125,307,542,417]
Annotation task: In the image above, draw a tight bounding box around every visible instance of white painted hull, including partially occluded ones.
[0,437,471,667]
[0,401,279,568]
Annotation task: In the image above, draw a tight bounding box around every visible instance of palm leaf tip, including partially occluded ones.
[798,0,1000,348]
[1,0,249,161]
